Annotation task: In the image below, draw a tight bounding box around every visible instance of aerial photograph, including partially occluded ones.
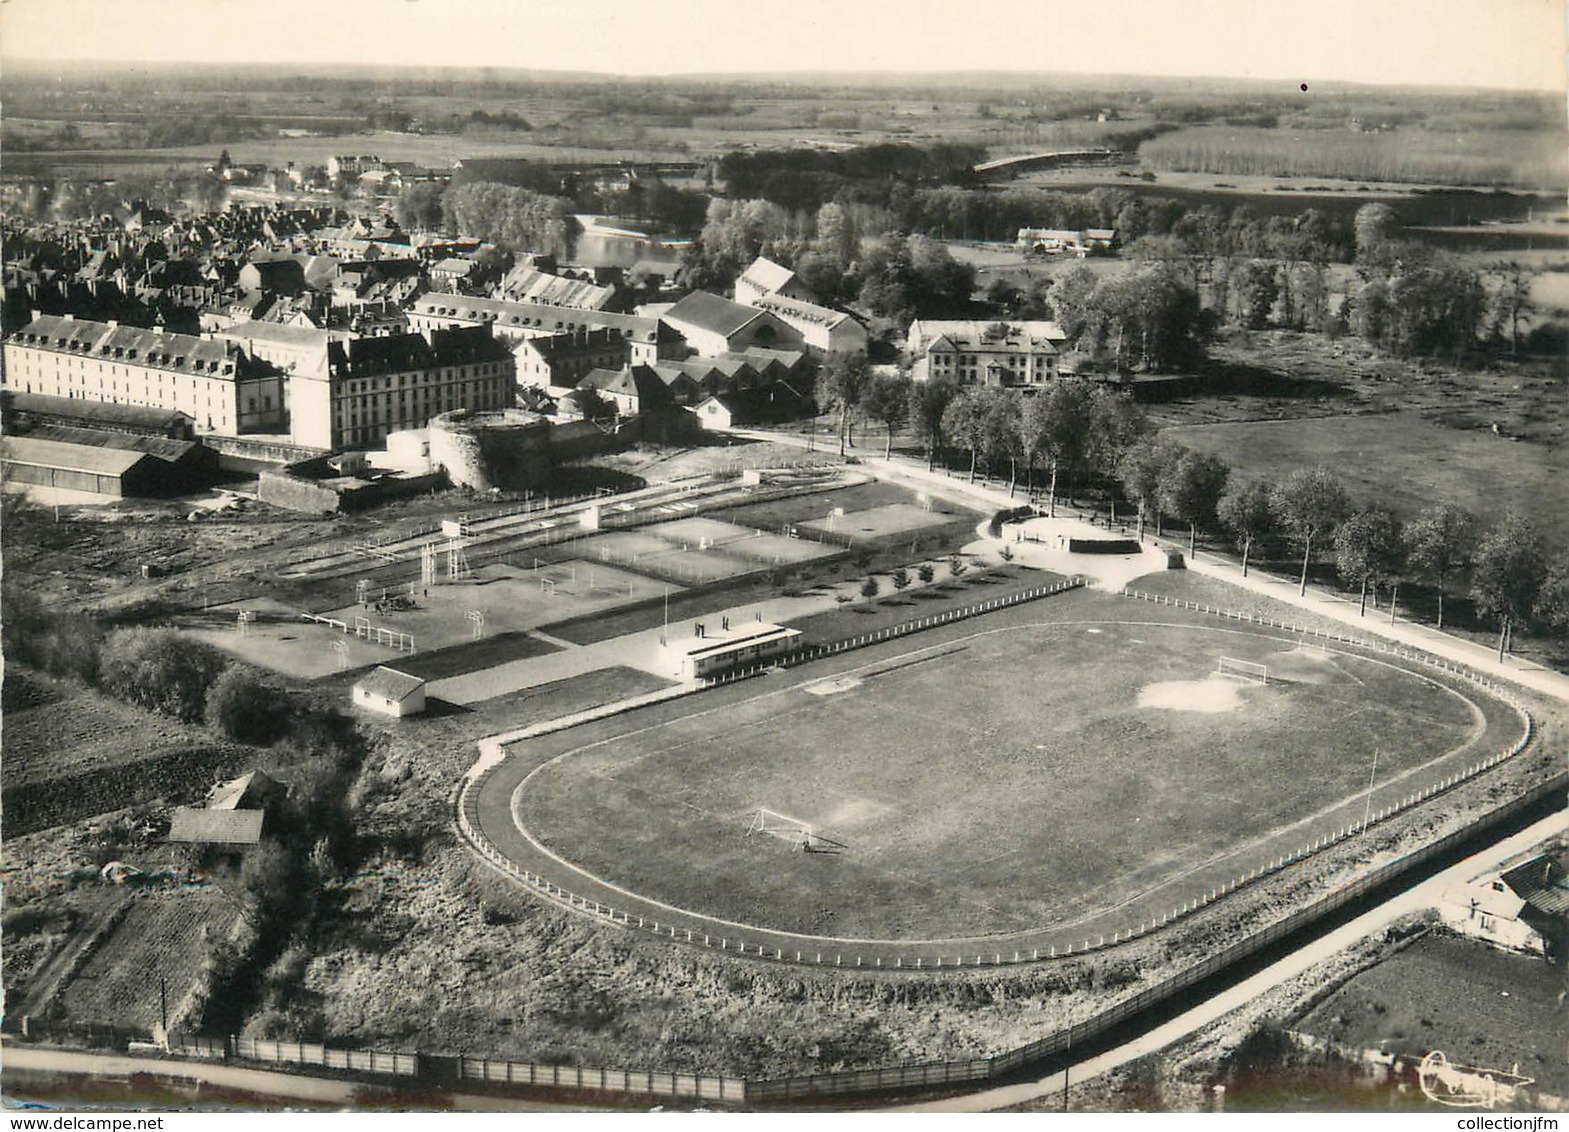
[0,0,1565,1121]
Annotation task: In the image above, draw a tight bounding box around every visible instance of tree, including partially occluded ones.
[1089,265,1206,373]
[917,562,935,583]
[892,567,911,590]
[394,181,445,232]
[907,376,960,470]
[1404,504,1477,630]
[1334,509,1405,617]
[1047,265,1100,344]
[238,840,299,927]
[1159,449,1231,554]
[859,577,880,599]
[942,389,988,482]
[1273,467,1351,595]
[977,387,1024,493]
[442,181,580,257]
[1489,261,1535,356]
[1230,259,1280,329]
[1536,555,1569,640]
[1353,202,1401,263]
[563,385,616,421]
[819,352,870,456]
[206,666,291,744]
[860,372,911,459]
[1471,514,1548,661]
[1217,479,1277,577]
[1118,437,1186,540]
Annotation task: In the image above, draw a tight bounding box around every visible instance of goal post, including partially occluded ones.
[1216,656,1269,685]
[746,807,815,851]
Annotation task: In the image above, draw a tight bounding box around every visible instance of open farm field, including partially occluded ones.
[2,671,213,790]
[50,892,240,1031]
[1164,411,1569,554]
[1138,125,1567,190]
[517,590,1504,941]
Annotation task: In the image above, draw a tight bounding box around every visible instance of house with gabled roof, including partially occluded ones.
[1441,849,1569,957]
[576,364,673,417]
[906,318,1066,389]
[734,256,816,307]
[353,666,427,718]
[749,292,868,357]
[662,291,802,358]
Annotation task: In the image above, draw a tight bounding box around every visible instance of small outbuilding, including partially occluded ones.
[1439,851,1569,956]
[663,620,802,681]
[693,395,739,431]
[353,666,427,718]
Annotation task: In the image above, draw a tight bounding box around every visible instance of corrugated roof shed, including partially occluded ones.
[22,425,198,463]
[1,435,152,477]
[1503,855,1569,917]
[1,390,193,433]
[739,256,800,296]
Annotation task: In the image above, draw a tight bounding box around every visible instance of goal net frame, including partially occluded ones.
[746,807,815,851]
[1216,656,1269,685]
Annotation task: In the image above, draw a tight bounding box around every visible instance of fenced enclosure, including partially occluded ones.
[473,576,1533,967]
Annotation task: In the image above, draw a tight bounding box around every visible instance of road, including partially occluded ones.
[892,806,1569,1112]
[0,1046,594,1112]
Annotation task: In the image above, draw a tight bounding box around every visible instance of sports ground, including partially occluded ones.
[192,512,852,679]
[510,594,1521,943]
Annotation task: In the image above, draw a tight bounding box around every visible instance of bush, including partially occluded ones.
[238,840,298,926]
[205,666,291,744]
[949,556,968,577]
[860,577,880,599]
[917,563,935,583]
[38,613,106,683]
[891,567,910,590]
[99,628,227,722]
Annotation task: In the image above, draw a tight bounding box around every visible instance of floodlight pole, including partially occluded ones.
[1361,747,1380,832]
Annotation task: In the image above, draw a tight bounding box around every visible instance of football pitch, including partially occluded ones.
[514,613,1508,941]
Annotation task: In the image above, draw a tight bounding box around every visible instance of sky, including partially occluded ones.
[1,0,1565,92]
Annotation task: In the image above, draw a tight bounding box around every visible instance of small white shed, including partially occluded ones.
[353,666,427,718]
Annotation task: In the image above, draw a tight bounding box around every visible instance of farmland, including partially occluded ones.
[1139,125,1567,190]
[51,892,241,1032]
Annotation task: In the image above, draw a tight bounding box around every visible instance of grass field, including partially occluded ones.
[516,611,1491,940]
[1164,411,1569,552]
[797,501,958,542]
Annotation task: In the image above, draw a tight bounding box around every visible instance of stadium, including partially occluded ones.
[472,585,1531,966]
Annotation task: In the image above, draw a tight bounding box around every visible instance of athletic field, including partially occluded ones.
[515,615,1503,940]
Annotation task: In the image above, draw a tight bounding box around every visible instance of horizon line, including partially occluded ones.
[1,55,1560,97]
